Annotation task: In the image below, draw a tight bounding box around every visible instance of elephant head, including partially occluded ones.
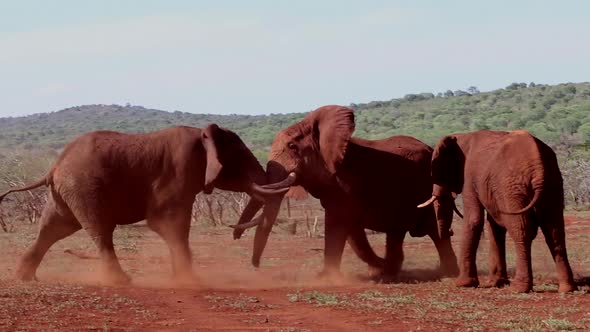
[232,105,355,267]
[201,123,287,198]
[418,135,465,239]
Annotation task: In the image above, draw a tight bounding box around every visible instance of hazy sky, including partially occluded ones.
[1,1,589,117]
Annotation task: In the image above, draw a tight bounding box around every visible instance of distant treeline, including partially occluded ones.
[0,82,589,163]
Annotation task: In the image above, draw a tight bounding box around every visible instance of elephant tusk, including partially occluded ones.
[452,204,464,219]
[229,215,263,230]
[250,183,290,197]
[262,172,297,190]
[417,195,437,208]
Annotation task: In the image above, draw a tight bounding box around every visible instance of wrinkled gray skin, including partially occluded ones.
[0,124,281,285]
[234,105,458,280]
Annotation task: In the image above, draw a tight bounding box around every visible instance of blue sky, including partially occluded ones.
[1,1,589,117]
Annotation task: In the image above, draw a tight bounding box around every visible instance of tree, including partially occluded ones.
[579,123,590,145]
[506,83,520,90]
[564,85,577,94]
[467,86,480,94]
[443,90,454,97]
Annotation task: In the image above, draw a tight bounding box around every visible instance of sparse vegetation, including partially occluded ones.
[1,81,590,330]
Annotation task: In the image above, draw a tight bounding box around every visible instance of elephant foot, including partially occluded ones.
[15,257,40,281]
[455,276,480,288]
[367,265,384,278]
[508,280,532,293]
[366,265,396,283]
[173,273,199,287]
[558,282,577,293]
[101,270,132,286]
[15,268,38,282]
[316,269,347,284]
[370,273,399,284]
[440,262,460,277]
[485,277,510,288]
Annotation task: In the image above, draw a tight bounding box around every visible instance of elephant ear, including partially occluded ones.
[202,124,223,193]
[313,105,355,174]
[433,135,457,159]
[432,135,463,195]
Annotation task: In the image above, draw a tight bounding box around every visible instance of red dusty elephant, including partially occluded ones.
[419,129,577,293]
[233,105,458,279]
[0,125,282,285]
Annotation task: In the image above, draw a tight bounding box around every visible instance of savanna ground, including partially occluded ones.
[1,212,590,331]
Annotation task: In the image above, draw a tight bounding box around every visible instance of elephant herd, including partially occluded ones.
[0,105,577,293]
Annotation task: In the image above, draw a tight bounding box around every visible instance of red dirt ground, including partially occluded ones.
[1,214,590,331]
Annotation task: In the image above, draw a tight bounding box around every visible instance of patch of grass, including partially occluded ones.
[355,290,415,305]
[429,299,461,310]
[460,311,485,320]
[367,319,383,325]
[287,291,341,306]
[552,305,580,315]
[204,293,276,312]
[542,318,577,331]
[497,293,539,301]
[496,319,546,332]
[533,283,559,292]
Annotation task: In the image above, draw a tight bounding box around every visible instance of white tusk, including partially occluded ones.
[229,215,263,230]
[417,195,437,208]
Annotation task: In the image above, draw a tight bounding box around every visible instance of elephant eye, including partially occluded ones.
[287,142,297,150]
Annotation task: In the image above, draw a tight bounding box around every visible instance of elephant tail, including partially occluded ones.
[499,187,541,215]
[0,174,50,204]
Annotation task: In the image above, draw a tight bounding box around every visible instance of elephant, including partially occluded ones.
[233,105,459,279]
[0,124,283,285]
[418,129,577,293]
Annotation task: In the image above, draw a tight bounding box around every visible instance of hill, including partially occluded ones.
[0,81,589,161]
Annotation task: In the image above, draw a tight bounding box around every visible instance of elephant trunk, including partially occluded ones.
[251,160,291,267]
[252,194,284,267]
[432,184,455,239]
[232,197,264,240]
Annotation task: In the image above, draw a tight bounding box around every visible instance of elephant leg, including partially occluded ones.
[16,202,81,281]
[384,231,406,276]
[486,213,509,288]
[506,215,535,293]
[320,208,350,278]
[347,225,386,269]
[539,214,576,293]
[456,193,484,288]
[85,224,130,285]
[147,210,194,283]
[428,230,459,277]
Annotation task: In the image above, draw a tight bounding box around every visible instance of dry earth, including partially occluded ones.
[1,213,590,331]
